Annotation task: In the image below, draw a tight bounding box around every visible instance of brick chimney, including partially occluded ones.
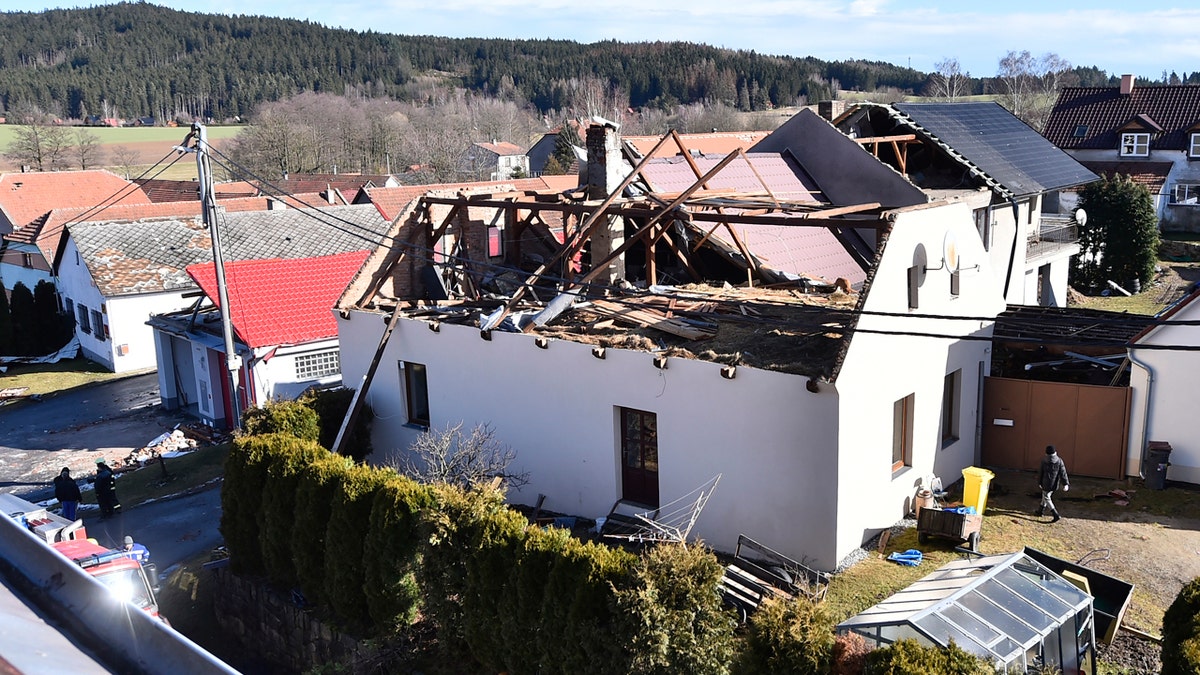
[585,122,625,286]
[1120,74,1134,96]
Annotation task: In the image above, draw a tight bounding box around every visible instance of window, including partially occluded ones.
[1175,184,1200,205]
[295,350,340,380]
[78,304,91,334]
[1120,132,1150,157]
[1191,133,1200,158]
[21,253,35,268]
[974,208,992,251]
[907,265,920,310]
[620,407,660,507]
[1073,124,1088,138]
[488,223,504,257]
[892,394,914,472]
[63,298,74,321]
[401,361,430,427]
[91,310,105,340]
[941,370,961,445]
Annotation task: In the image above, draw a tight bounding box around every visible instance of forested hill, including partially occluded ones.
[0,2,929,120]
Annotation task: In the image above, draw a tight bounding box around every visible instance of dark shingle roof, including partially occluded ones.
[69,204,389,297]
[892,102,1098,197]
[1043,86,1200,151]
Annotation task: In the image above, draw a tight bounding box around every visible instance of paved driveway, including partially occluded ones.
[0,373,184,500]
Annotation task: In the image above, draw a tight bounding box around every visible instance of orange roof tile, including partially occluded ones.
[623,131,771,159]
[0,170,151,233]
[473,141,526,156]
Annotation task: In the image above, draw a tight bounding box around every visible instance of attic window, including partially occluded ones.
[1120,132,1150,157]
[1190,133,1200,158]
[1073,125,1088,138]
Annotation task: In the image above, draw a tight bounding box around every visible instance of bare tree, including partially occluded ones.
[928,58,970,101]
[395,422,529,490]
[995,51,1071,130]
[74,129,103,169]
[4,105,73,172]
[109,145,142,179]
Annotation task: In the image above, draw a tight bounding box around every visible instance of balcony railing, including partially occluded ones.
[1027,215,1079,260]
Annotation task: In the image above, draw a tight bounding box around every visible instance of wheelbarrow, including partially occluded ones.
[916,507,982,552]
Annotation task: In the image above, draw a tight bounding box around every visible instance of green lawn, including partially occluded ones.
[0,124,242,148]
[0,358,129,397]
[80,442,230,507]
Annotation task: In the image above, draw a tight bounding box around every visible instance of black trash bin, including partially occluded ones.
[1145,442,1172,490]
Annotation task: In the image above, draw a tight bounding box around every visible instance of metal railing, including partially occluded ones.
[1027,215,1079,260]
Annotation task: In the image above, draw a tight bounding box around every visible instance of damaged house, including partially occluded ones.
[334,111,1008,570]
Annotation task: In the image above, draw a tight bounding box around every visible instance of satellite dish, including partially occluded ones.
[1074,208,1088,226]
[912,243,928,286]
[943,231,961,273]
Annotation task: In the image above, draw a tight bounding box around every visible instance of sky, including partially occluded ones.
[8,0,1200,79]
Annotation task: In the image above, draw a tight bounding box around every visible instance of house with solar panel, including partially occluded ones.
[832,102,1099,308]
[1042,75,1200,233]
[332,113,1010,571]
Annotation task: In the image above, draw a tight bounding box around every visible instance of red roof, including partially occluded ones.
[0,170,151,232]
[1079,161,1173,194]
[133,178,261,202]
[186,251,370,349]
[473,141,526,156]
[364,177,573,221]
[624,131,770,159]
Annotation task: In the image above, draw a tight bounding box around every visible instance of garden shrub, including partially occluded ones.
[831,632,871,675]
[734,595,836,675]
[362,473,436,633]
[242,399,320,442]
[618,542,737,675]
[221,434,273,574]
[300,387,374,460]
[258,434,330,587]
[863,639,989,675]
[1162,576,1200,675]
[291,452,353,606]
[324,463,392,633]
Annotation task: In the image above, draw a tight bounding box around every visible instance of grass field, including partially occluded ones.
[0,124,242,149]
[0,357,129,398]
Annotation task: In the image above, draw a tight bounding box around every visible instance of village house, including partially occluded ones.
[463,141,530,181]
[1042,75,1200,233]
[333,114,1008,570]
[147,251,369,428]
[832,102,1098,308]
[54,202,389,374]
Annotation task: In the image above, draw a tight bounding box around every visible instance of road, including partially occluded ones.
[0,373,224,571]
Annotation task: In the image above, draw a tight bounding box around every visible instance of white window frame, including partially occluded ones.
[1173,183,1200,206]
[294,349,341,381]
[1120,132,1150,157]
[1190,133,1200,158]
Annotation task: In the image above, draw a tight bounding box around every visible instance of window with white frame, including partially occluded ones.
[295,349,341,380]
[1120,132,1150,157]
[1191,133,1200,158]
[1174,184,1200,205]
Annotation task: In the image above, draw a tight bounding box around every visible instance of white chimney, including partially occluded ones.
[1120,74,1134,96]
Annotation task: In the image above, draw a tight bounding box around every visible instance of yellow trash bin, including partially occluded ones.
[961,467,995,516]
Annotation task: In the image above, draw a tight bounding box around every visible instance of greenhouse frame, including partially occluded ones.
[837,551,1095,673]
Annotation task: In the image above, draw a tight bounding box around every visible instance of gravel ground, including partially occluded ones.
[1097,631,1161,674]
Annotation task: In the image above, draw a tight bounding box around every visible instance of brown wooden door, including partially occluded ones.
[620,408,659,507]
[981,377,1031,469]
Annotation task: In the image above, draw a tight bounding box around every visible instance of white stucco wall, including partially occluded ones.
[0,242,52,293]
[1128,296,1200,484]
[834,202,1005,561]
[247,340,343,404]
[337,313,844,570]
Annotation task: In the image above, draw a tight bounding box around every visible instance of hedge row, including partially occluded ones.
[222,429,996,674]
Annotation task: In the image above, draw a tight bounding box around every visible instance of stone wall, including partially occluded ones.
[210,567,376,672]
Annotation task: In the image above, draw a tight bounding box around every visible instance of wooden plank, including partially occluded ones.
[589,299,713,339]
[853,134,919,144]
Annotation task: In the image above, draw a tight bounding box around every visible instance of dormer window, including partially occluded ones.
[1191,133,1200,158]
[1121,132,1150,157]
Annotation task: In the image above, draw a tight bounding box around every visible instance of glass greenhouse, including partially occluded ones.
[837,551,1095,674]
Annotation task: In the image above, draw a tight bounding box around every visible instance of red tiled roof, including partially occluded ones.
[1078,161,1173,194]
[624,131,770,159]
[0,170,151,232]
[187,250,371,349]
[473,141,525,156]
[17,196,282,263]
[364,177,571,221]
[133,179,260,202]
[1044,85,1200,151]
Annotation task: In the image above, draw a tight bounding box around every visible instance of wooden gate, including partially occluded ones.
[981,377,1129,479]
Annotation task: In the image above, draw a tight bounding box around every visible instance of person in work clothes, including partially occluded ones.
[122,535,150,563]
[53,467,82,520]
[1037,445,1070,523]
[94,459,120,518]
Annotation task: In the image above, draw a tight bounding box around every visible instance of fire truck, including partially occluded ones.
[0,493,163,620]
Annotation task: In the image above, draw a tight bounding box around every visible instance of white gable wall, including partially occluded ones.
[0,241,52,293]
[338,313,844,569]
[248,340,343,404]
[834,202,1005,561]
[1129,296,1200,484]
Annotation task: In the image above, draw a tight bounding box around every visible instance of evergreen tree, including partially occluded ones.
[32,280,73,352]
[550,125,580,171]
[8,283,35,357]
[1072,175,1159,293]
[0,289,12,355]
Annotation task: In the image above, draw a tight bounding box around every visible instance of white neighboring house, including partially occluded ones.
[462,141,531,181]
[148,251,369,428]
[54,203,390,373]
[1128,287,1200,485]
[333,121,1007,571]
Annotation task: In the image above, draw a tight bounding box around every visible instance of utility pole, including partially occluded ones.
[182,123,242,429]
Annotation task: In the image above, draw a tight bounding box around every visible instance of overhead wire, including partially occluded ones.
[54,148,188,232]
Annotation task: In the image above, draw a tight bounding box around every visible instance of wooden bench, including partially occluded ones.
[719,534,829,621]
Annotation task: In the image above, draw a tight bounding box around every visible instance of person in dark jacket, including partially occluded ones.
[1037,445,1070,523]
[53,467,82,520]
[94,459,120,518]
